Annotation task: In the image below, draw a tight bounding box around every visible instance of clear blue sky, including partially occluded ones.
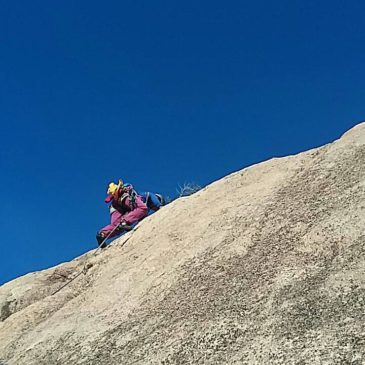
[1,1,364,285]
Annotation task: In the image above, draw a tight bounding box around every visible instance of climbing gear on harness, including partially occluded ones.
[128,189,137,209]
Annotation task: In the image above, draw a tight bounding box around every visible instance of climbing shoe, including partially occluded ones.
[96,232,107,248]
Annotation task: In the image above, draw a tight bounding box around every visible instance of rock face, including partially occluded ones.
[1,123,365,365]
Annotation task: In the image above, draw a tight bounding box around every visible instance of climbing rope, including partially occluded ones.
[51,223,127,296]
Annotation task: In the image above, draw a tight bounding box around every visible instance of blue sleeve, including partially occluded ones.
[149,192,162,208]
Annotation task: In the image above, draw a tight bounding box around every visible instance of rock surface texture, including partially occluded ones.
[1,123,365,364]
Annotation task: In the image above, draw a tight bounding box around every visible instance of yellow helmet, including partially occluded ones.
[107,179,123,196]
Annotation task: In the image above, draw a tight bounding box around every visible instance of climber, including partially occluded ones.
[96,180,148,248]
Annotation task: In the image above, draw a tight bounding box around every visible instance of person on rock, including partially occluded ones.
[96,180,148,248]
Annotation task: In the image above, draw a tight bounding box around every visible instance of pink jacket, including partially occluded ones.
[104,186,148,225]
